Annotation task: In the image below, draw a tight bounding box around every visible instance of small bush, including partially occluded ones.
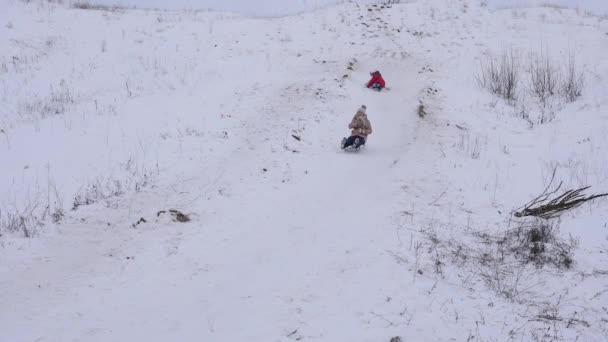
[455,131,483,160]
[72,1,93,9]
[510,219,576,268]
[480,48,586,124]
[72,159,155,210]
[71,1,124,11]
[73,179,124,210]
[528,50,559,107]
[419,218,576,301]
[477,49,520,102]
[19,80,75,119]
[0,179,65,237]
[0,206,43,238]
[561,51,585,102]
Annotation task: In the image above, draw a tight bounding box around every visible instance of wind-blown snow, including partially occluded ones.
[1,0,607,341]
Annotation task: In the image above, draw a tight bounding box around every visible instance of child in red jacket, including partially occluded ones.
[366,71,385,91]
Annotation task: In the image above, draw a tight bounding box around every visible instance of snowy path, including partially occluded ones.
[0,62,425,342]
[0,3,426,335]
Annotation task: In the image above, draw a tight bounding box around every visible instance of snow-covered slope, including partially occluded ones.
[1,0,607,341]
[76,0,608,17]
[487,0,608,16]
[80,0,380,16]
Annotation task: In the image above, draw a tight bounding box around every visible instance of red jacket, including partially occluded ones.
[367,72,385,88]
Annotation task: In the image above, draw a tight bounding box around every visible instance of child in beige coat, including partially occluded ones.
[341,105,372,150]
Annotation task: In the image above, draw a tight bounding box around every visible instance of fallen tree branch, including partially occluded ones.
[513,166,607,219]
[515,186,607,219]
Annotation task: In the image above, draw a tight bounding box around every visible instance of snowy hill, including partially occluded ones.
[1,0,607,341]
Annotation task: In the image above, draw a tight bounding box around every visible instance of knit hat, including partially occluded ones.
[358,105,367,114]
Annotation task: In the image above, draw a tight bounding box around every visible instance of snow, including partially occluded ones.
[486,0,608,16]
[83,0,608,16]
[1,0,608,341]
[70,0,382,17]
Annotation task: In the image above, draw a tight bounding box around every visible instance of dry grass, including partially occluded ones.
[71,1,126,11]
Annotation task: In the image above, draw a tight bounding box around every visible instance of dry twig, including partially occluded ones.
[514,168,607,219]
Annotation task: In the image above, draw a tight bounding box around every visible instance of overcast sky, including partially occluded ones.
[86,0,608,16]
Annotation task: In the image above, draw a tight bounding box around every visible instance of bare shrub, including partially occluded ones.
[560,51,585,102]
[477,55,501,94]
[0,205,43,238]
[484,48,586,124]
[419,218,576,302]
[537,106,557,124]
[122,157,154,192]
[19,80,75,119]
[528,50,559,108]
[72,179,125,210]
[514,94,534,127]
[455,131,483,160]
[71,1,94,9]
[477,49,520,103]
[0,176,65,237]
[71,1,125,11]
[505,219,577,269]
[72,1,102,10]
[72,159,155,210]
[49,206,65,223]
[498,50,520,102]
[1,53,43,75]
[42,181,65,224]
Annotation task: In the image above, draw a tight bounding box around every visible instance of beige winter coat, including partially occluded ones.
[349,111,372,138]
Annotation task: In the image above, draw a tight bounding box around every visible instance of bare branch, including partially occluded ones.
[515,185,608,219]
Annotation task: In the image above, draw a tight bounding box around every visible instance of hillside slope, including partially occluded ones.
[1,1,607,341]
